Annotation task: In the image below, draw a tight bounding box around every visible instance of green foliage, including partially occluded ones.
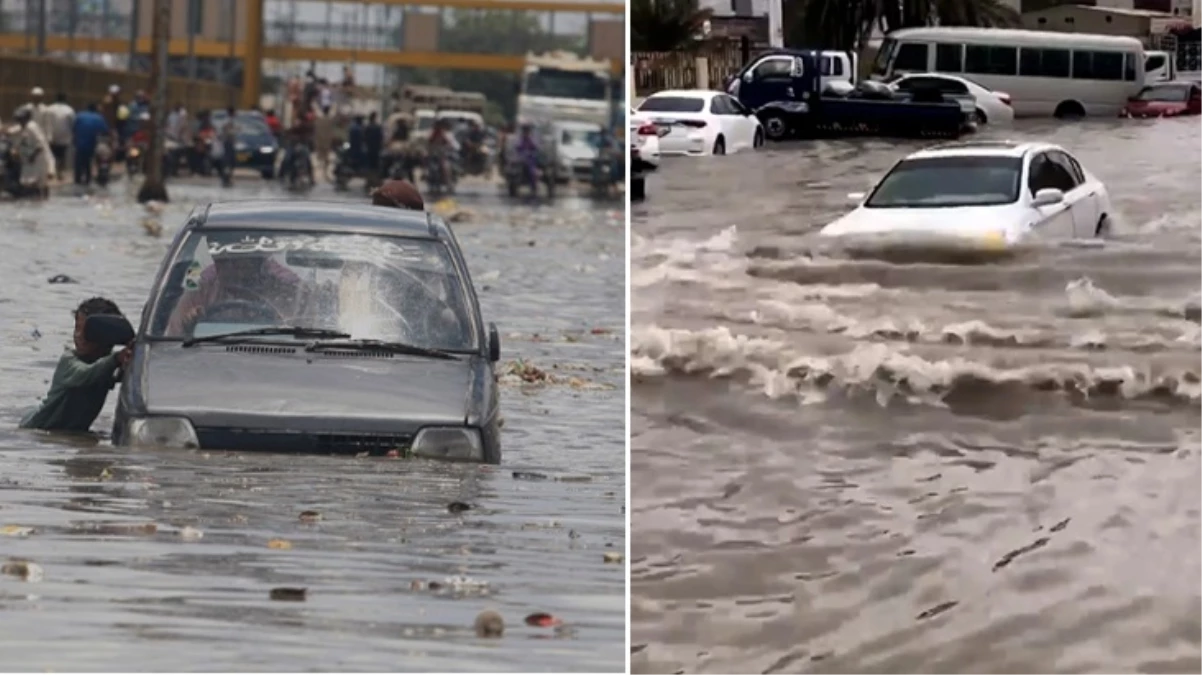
[391,10,583,124]
[631,0,713,52]
[784,0,1022,51]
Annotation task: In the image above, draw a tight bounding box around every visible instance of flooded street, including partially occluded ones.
[630,120,1201,673]
[0,179,626,671]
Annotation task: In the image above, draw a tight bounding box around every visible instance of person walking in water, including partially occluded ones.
[44,92,75,182]
[12,105,55,198]
[218,106,237,187]
[72,103,109,187]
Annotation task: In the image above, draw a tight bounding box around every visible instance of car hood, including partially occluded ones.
[137,344,473,430]
[820,204,1024,245]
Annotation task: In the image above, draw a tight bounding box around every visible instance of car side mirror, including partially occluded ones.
[488,322,500,362]
[847,191,866,203]
[742,71,754,84]
[1032,187,1064,207]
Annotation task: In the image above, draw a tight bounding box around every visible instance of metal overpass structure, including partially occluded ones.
[0,0,625,107]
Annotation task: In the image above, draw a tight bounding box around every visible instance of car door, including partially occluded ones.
[1026,152,1076,239]
[706,95,738,151]
[726,96,760,146]
[1050,150,1096,237]
[711,95,753,151]
[736,56,795,111]
[929,76,976,112]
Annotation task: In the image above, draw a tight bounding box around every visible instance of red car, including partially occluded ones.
[1120,81,1202,118]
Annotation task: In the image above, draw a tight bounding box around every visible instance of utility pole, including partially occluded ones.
[128,0,140,71]
[187,0,197,81]
[767,0,783,48]
[36,0,47,56]
[137,0,169,204]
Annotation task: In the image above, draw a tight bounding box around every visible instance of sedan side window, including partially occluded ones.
[1061,153,1086,185]
[1029,153,1075,195]
[1048,151,1083,190]
[728,96,751,115]
[709,96,728,115]
[935,78,969,95]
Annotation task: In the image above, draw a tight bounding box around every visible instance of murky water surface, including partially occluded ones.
[0,179,626,672]
[631,119,1201,674]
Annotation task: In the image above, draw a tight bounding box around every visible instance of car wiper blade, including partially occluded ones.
[181,326,351,347]
[304,338,457,360]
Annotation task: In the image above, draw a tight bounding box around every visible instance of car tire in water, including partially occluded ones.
[1096,214,1112,237]
[762,113,789,141]
[631,176,646,201]
[753,128,764,148]
[712,137,726,156]
[1054,101,1085,120]
[975,109,988,125]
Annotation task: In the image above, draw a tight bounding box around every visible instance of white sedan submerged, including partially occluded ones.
[820,141,1113,249]
[632,89,764,156]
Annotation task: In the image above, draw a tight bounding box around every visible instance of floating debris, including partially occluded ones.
[47,274,77,284]
[474,610,504,638]
[298,510,322,523]
[512,471,549,481]
[267,538,293,550]
[269,587,307,602]
[0,525,34,537]
[525,612,562,627]
[447,501,472,514]
[178,526,204,540]
[1,560,43,582]
[603,552,624,564]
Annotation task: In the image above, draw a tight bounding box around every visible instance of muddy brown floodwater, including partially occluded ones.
[630,119,1201,674]
[0,180,626,672]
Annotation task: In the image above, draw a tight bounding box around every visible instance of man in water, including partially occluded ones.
[20,297,133,432]
[165,235,307,336]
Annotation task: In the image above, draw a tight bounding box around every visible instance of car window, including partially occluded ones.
[864,155,1022,208]
[750,57,793,80]
[726,95,750,115]
[1145,54,1166,71]
[931,77,969,95]
[1047,151,1083,189]
[639,96,706,113]
[893,43,930,71]
[1135,84,1191,102]
[1063,153,1086,185]
[709,96,730,115]
[148,230,477,352]
[1028,152,1076,195]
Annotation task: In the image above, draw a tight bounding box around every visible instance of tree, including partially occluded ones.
[631,0,712,52]
[391,10,581,123]
[784,0,1021,51]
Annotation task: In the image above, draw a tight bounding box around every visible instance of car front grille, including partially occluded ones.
[194,429,413,455]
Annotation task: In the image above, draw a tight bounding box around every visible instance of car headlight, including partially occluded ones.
[259,145,274,154]
[411,427,483,462]
[979,230,1007,250]
[126,416,199,449]
[235,141,247,151]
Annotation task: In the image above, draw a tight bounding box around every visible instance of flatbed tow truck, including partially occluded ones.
[727,49,971,141]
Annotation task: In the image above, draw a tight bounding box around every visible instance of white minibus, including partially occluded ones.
[869,27,1145,118]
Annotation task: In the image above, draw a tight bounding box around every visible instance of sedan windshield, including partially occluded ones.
[148,230,477,352]
[638,96,705,113]
[865,156,1022,208]
[1134,84,1191,102]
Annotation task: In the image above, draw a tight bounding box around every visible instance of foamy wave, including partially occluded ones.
[631,325,1200,408]
[1062,277,1200,322]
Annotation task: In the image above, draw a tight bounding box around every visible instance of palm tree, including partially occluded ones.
[786,0,1021,51]
[631,0,714,52]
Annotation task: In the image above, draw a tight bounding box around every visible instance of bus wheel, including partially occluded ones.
[1054,101,1085,120]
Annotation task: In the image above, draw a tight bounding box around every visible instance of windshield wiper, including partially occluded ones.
[304,338,458,360]
[181,326,351,347]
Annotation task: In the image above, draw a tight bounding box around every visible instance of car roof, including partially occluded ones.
[646,89,718,100]
[908,140,1061,160]
[194,200,450,240]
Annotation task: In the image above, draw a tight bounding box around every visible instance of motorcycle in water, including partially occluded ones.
[94,139,114,188]
[331,142,357,192]
[424,148,456,197]
[382,142,421,183]
[125,142,144,178]
[281,142,314,192]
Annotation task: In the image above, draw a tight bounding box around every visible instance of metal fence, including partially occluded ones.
[0,53,237,118]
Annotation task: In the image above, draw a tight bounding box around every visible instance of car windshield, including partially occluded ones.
[561,125,602,145]
[1135,84,1191,102]
[638,96,705,113]
[211,113,270,136]
[416,115,435,131]
[523,68,608,100]
[148,229,477,352]
[865,156,1022,208]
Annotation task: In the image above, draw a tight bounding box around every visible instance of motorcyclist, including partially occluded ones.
[427,118,457,185]
[12,104,54,198]
[280,110,316,186]
[461,119,487,174]
[346,115,366,173]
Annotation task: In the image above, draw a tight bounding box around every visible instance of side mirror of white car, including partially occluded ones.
[1032,188,1064,207]
[847,191,866,202]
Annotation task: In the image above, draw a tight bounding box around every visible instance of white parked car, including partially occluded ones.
[630,109,663,201]
[553,119,603,183]
[632,90,763,156]
[889,73,1014,126]
[820,141,1113,249]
